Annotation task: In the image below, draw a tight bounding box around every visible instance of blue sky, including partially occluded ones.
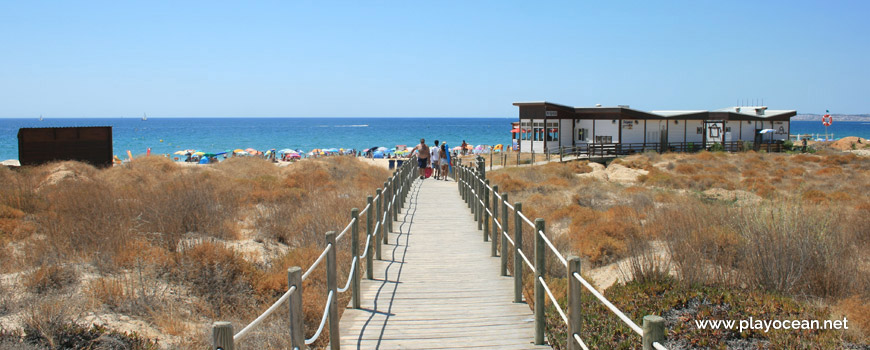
[0,1,867,118]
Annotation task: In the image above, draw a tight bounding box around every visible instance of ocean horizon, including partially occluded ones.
[2,118,868,161]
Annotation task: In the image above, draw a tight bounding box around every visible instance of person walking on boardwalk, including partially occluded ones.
[430,140,442,180]
[439,143,449,181]
[409,138,430,179]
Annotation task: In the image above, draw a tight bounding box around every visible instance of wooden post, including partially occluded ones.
[483,179,490,240]
[643,315,665,350]
[490,184,498,257]
[500,193,509,276]
[472,170,478,219]
[212,322,234,350]
[392,175,398,223]
[325,232,340,350]
[534,218,546,345]
[375,188,382,260]
[288,266,304,349]
[366,196,374,280]
[351,209,360,309]
[513,202,523,303]
[567,256,582,350]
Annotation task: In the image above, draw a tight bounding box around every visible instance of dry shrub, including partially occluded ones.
[569,206,642,266]
[802,190,829,204]
[838,296,870,338]
[113,239,172,270]
[21,294,83,349]
[86,277,128,310]
[674,163,698,174]
[655,201,740,285]
[23,264,78,295]
[175,243,256,317]
[793,154,821,163]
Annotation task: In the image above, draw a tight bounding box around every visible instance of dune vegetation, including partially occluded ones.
[0,156,390,349]
[485,149,870,348]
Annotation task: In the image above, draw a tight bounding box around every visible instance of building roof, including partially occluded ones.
[514,102,796,121]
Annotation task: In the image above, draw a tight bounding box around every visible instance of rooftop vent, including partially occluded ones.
[755,106,767,116]
[617,105,630,108]
[595,104,602,107]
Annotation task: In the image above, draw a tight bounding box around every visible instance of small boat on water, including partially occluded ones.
[39,115,43,121]
[142,113,147,121]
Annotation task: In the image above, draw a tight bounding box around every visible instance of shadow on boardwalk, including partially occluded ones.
[338,178,550,350]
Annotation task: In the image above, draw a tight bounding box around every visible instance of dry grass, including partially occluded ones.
[0,155,391,348]
[487,150,870,345]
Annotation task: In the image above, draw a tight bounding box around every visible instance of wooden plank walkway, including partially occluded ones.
[338,177,550,350]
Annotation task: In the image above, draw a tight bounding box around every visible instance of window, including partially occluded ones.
[594,136,612,143]
[533,122,544,141]
[521,121,531,140]
[697,127,704,134]
[547,121,558,141]
[577,128,587,141]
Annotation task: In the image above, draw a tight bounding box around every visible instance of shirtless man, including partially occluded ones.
[409,138,430,179]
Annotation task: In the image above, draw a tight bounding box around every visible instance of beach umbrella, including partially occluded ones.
[245,148,258,153]
[234,149,245,153]
[173,150,188,155]
[287,153,301,159]
[465,144,474,150]
[194,151,205,156]
[376,147,388,152]
[759,129,776,134]
[451,146,463,152]
[510,128,521,133]
[235,151,249,156]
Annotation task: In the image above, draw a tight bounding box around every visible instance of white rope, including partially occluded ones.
[485,208,493,217]
[302,244,332,281]
[538,229,568,267]
[517,250,535,272]
[572,272,643,335]
[304,290,334,345]
[359,203,371,216]
[336,218,356,241]
[504,201,515,210]
[539,276,568,325]
[502,230,515,247]
[493,191,502,200]
[234,285,297,341]
[573,334,590,350]
[360,234,372,259]
[337,259,357,293]
[517,211,535,228]
[653,342,668,350]
[493,217,502,230]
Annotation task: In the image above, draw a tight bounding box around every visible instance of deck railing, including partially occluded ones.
[211,156,419,350]
[455,157,669,350]
[555,140,784,161]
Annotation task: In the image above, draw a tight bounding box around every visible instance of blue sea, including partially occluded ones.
[0,117,515,161]
[1,118,868,161]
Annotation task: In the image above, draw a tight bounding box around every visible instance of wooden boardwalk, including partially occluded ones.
[338,177,550,350]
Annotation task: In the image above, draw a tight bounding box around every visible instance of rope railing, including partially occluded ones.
[212,155,420,350]
[304,290,334,345]
[453,158,668,350]
[573,272,643,335]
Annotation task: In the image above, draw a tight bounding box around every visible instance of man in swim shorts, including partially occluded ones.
[430,140,441,180]
[409,138,430,179]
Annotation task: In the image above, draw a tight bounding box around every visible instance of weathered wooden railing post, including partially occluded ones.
[375,188,383,260]
[513,202,523,303]
[483,179,490,240]
[643,315,665,350]
[471,170,478,219]
[325,232,340,350]
[500,193,509,276]
[365,195,374,280]
[392,174,398,223]
[490,184,499,257]
[212,322,233,350]
[351,209,360,309]
[288,266,304,349]
[534,218,546,345]
[381,181,393,238]
[567,256,582,350]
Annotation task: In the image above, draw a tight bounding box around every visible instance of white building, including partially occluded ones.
[513,102,795,153]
